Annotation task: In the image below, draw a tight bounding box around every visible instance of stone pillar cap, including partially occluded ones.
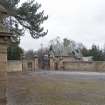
[0,5,7,14]
[0,32,12,37]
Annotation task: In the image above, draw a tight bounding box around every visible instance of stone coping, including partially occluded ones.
[63,61,105,64]
[0,32,12,37]
[0,5,7,14]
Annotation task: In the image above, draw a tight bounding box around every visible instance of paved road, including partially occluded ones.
[31,71,105,81]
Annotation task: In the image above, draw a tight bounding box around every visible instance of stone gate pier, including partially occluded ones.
[0,32,11,105]
[0,4,13,104]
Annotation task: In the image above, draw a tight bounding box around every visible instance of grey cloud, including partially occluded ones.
[20,0,105,50]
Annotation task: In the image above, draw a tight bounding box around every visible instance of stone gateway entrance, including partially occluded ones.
[38,54,50,70]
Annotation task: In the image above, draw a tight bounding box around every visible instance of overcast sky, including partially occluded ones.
[20,0,105,50]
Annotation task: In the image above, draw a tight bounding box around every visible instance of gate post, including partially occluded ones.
[0,4,12,105]
[0,32,11,105]
[34,55,39,71]
[49,56,55,70]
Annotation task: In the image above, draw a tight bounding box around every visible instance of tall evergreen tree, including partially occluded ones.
[7,45,23,60]
[0,0,48,43]
[81,45,105,61]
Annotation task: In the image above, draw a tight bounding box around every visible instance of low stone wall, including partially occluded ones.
[7,60,105,72]
[63,61,105,72]
[7,60,22,72]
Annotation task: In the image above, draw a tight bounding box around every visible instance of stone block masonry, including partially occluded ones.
[0,45,8,105]
[63,61,105,72]
[0,32,11,105]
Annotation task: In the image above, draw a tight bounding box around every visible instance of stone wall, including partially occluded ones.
[0,44,8,105]
[50,56,78,70]
[7,60,22,72]
[22,58,39,72]
[63,61,105,72]
[7,59,105,72]
[7,58,39,72]
[22,59,35,72]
